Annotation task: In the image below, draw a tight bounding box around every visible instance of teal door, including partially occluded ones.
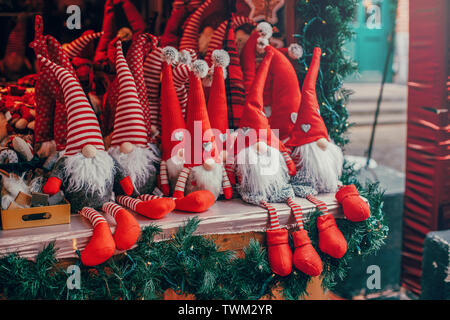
[346,0,396,82]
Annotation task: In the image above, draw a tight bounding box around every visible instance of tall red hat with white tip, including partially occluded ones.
[285,47,329,148]
[36,55,105,156]
[207,49,230,137]
[110,40,148,148]
[185,59,218,167]
[160,46,186,162]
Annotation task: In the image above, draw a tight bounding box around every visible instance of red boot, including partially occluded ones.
[137,198,176,219]
[113,208,141,250]
[335,185,371,222]
[317,214,347,259]
[81,223,116,266]
[292,229,323,276]
[175,190,216,213]
[266,228,292,276]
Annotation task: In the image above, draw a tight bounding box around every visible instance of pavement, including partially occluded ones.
[342,82,407,173]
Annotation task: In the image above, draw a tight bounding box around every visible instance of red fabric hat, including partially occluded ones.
[64,30,104,59]
[207,50,230,139]
[5,14,26,57]
[285,47,329,148]
[265,46,302,142]
[178,0,213,53]
[237,46,279,152]
[172,49,197,119]
[239,29,259,96]
[37,55,105,156]
[110,40,148,148]
[160,49,186,161]
[185,60,218,167]
[143,46,164,131]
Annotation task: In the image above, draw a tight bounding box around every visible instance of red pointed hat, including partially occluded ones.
[285,47,329,148]
[185,59,219,167]
[110,40,148,148]
[207,50,230,136]
[64,30,104,59]
[236,46,283,153]
[160,47,186,161]
[37,55,105,156]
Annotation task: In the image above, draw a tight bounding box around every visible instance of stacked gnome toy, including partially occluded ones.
[285,47,371,260]
[108,40,175,219]
[171,57,233,212]
[233,45,322,277]
[39,55,140,267]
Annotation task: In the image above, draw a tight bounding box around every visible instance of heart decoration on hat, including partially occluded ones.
[203,142,213,152]
[290,112,298,124]
[174,131,184,141]
[301,124,311,133]
[219,133,227,142]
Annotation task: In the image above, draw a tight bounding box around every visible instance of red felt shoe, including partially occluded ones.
[335,185,371,222]
[266,228,292,277]
[113,208,141,250]
[81,223,116,266]
[175,190,216,213]
[292,229,323,276]
[136,198,176,219]
[317,214,347,259]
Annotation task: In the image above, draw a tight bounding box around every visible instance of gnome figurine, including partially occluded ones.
[233,46,322,277]
[108,41,175,220]
[171,59,233,213]
[39,55,140,267]
[285,47,370,260]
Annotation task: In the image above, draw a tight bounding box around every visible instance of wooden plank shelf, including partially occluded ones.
[0,193,342,261]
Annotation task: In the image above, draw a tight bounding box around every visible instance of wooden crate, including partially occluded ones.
[1,200,71,230]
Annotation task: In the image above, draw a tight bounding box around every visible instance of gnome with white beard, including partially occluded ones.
[38,55,141,267]
[233,46,323,277]
[171,59,233,213]
[108,41,176,220]
[285,47,371,260]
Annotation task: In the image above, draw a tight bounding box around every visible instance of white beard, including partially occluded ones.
[64,150,115,197]
[167,156,185,187]
[108,146,159,190]
[235,146,289,200]
[292,141,344,193]
[186,163,223,199]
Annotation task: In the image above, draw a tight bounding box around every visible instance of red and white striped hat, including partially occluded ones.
[110,40,148,148]
[37,55,105,156]
[178,0,213,53]
[64,31,104,59]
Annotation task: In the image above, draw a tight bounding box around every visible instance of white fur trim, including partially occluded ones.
[192,59,209,78]
[179,49,192,65]
[256,37,269,54]
[211,49,230,68]
[288,43,303,59]
[256,22,273,39]
[162,46,179,65]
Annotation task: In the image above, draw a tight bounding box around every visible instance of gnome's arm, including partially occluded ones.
[42,157,67,195]
[112,158,135,197]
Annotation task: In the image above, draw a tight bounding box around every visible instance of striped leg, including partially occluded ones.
[173,167,191,198]
[116,195,142,212]
[306,194,330,217]
[224,163,236,185]
[138,194,163,201]
[260,201,282,230]
[286,197,304,229]
[222,167,232,199]
[79,207,115,266]
[101,202,140,251]
[80,207,107,227]
[159,160,170,195]
[136,194,176,219]
[281,151,297,176]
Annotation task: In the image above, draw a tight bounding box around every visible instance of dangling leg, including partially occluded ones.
[79,207,116,266]
[306,194,347,259]
[116,195,174,220]
[260,201,292,277]
[102,202,140,250]
[286,198,322,276]
[335,185,370,222]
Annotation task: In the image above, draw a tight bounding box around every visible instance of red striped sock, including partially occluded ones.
[102,202,125,219]
[287,197,304,229]
[306,194,330,216]
[116,195,142,211]
[260,201,282,230]
[138,194,163,201]
[80,207,107,228]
